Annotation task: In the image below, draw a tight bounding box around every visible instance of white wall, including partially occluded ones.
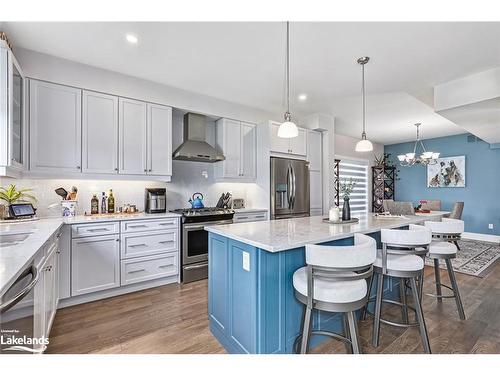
[334,133,384,211]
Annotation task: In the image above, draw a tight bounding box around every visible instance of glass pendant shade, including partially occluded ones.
[398,123,440,167]
[355,138,373,152]
[278,120,299,138]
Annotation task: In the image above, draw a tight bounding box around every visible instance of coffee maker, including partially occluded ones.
[145,188,166,213]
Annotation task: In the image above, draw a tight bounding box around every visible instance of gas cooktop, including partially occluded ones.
[170,207,234,217]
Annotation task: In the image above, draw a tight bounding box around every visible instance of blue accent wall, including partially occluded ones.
[384,133,500,235]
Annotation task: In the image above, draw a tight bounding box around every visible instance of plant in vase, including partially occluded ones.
[340,178,356,221]
[0,184,37,219]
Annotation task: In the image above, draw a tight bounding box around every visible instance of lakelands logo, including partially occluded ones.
[1,329,49,354]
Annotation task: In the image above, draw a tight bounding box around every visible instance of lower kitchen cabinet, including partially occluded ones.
[71,234,121,296]
[121,253,178,285]
[233,210,268,223]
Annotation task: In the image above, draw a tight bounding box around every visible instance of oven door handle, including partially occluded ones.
[184,220,233,230]
[0,265,39,313]
[184,262,209,270]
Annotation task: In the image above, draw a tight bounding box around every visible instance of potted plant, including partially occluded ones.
[0,184,37,219]
[340,178,356,221]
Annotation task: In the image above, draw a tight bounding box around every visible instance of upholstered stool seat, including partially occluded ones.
[374,252,424,272]
[293,268,367,305]
[429,241,457,255]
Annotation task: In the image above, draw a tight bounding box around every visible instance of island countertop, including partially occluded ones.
[205,214,428,252]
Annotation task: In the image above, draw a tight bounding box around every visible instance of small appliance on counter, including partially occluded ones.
[7,203,37,220]
[145,188,166,213]
[188,192,205,209]
[231,198,244,209]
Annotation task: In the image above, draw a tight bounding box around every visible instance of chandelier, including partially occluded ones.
[398,123,440,166]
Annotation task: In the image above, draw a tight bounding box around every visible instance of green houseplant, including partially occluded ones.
[0,184,37,219]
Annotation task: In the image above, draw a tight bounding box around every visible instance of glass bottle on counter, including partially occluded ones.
[101,192,107,214]
[91,194,99,215]
[108,189,115,214]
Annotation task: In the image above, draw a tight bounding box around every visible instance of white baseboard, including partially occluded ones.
[462,232,500,244]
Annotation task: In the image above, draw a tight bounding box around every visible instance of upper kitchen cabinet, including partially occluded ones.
[82,91,119,174]
[119,98,147,175]
[269,121,307,157]
[307,130,322,171]
[147,103,172,176]
[0,41,26,177]
[29,80,82,174]
[215,118,256,181]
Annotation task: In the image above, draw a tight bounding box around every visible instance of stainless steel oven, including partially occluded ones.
[0,264,40,354]
[182,219,232,283]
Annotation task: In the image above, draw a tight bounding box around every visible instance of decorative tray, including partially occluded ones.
[322,217,359,224]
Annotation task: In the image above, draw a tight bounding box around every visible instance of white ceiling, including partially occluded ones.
[4,22,500,143]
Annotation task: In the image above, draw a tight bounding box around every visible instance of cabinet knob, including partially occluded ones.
[144,169,147,172]
[76,166,81,170]
[149,169,152,172]
[115,168,119,172]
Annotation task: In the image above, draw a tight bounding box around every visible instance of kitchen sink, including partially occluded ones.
[0,232,33,248]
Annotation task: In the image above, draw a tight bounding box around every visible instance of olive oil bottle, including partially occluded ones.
[91,194,99,215]
[108,189,115,214]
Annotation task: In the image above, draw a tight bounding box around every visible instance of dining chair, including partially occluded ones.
[420,200,441,211]
[449,202,464,220]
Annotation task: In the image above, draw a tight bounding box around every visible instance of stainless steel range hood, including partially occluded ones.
[172,113,225,162]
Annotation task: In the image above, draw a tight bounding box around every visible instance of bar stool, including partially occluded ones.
[370,225,432,353]
[293,233,377,354]
[424,218,466,320]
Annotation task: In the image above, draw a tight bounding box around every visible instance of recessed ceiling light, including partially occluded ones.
[298,94,307,101]
[125,34,138,44]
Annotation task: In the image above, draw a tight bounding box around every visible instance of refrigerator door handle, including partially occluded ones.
[291,164,297,209]
[286,164,292,209]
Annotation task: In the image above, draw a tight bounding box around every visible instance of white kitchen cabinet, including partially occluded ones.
[269,121,307,156]
[0,41,26,177]
[29,80,82,173]
[307,130,322,171]
[310,170,323,213]
[232,210,268,223]
[147,103,172,176]
[119,98,147,175]
[82,90,119,174]
[71,234,120,296]
[215,118,256,181]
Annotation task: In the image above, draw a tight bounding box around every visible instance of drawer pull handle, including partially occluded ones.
[159,222,174,226]
[255,216,266,218]
[159,264,172,269]
[129,243,148,248]
[159,240,174,244]
[87,228,110,232]
[129,225,147,228]
[128,269,146,274]
[237,216,248,220]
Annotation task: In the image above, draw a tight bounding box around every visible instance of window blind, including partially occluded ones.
[338,159,369,214]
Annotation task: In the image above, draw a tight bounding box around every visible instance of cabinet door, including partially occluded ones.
[147,103,172,176]
[290,128,307,156]
[71,235,120,296]
[270,122,290,154]
[240,122,256,179]
[307,130,322,171]
[119,98,147,175]
[9,53,25,168]
[44,248,56,336]
[29,80,82,173]
[310,170,323,210]
[221,119,241,178]
[82,91,119,174]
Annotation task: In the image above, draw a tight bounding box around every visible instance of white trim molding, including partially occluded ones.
[462,232,500,244]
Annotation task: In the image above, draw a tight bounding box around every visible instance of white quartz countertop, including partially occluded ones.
[62,211,181,224]
[205,214,428,252]
[0,218,63,295]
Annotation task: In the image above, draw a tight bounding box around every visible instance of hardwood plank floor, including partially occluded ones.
[46,259,500,354]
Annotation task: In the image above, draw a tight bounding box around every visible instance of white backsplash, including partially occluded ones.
[0,163,264,218]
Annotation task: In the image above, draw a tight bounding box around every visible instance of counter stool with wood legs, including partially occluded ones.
[293,233,377,354]
[370,225,433,353]
[424,218,466,320]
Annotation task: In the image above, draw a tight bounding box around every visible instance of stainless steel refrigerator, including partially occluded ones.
[270,157,310,219]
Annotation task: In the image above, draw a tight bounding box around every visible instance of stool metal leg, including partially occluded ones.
[399,278,409,324]
[410,277,431,354]
[433,259,443,303]
[445,259,466,320]
[300,306,313,354]
[418,269,425,302]
[343,313,353,353]
[454,240,460,251]
[346,311,362,354]
[361,274,374,321]
[372,272,384,347]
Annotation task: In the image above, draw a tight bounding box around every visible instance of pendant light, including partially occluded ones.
[355,56,374,152]
[277,21,299,138]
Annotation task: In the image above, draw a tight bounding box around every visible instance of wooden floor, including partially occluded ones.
[46,259,500,354]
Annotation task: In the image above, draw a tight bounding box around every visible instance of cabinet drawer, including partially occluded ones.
[121,218,179,233]
[121,253,178,285]
[121,230,178,259]
[71,222,119,238]
[233,212,268,223]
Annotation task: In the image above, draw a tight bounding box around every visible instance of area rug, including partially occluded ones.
[424,239,500,277]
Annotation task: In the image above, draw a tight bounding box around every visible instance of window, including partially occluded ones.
[338,159,369,214]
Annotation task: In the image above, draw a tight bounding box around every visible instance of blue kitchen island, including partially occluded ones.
[205,214,426,354]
